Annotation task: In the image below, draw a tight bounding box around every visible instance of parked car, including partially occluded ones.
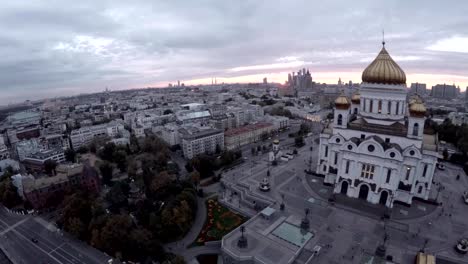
[31,238,38,243]
[463,191,468,204]
[437,163,446,170]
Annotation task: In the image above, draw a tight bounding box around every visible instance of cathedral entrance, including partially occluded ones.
[379,191,389,205]
[340,181,348,194]
[358,185,369,200]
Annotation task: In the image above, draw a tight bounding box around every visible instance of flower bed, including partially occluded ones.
[192,198,246,246]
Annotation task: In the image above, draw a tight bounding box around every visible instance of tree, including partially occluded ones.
[150,171,175,194]
[190,171,200,190]
[114,150,128,172]
[185,161,194,173]
[442,148,449,160]
[65,149,76,163]
[106,182,128,211]
[44,159,57,175]
[99,143,116,162]
[163,109,173,115]
[99,162,114,185]
[326,112,334,120]
[295,135,305,147]
[0,178,22,208]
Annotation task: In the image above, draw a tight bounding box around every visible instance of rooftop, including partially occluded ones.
[224,122,273,137]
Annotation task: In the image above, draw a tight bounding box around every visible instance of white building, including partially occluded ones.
[448,112,468,126]
[70,121,125,149]
[180,126,224,159]
[316,43,439,208]
[160,124,181,146]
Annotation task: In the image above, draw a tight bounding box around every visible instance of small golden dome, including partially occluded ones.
[409,96,426,117]
[335,92,351,109]
[351,92,360,104]
[273,139,279,144]
[362,45,406,85]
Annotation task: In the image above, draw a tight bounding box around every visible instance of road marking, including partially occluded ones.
[0,217,29,235]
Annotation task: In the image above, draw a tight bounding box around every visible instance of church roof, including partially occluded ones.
[362,44,406,85]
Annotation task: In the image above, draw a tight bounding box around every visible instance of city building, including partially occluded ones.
[224,122,275,150]
[316,43,439,208]
[431,84,457,99]
[23,149,66,173]
[70,121,125,149]
[22,164,101,209]
[287,68,313,96]
[180,126,224,159]
[409,83,427,95]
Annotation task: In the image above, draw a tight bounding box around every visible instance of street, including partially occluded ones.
[0,208,110,264]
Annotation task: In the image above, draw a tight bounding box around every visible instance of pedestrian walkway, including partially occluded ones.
[305,174,438,221]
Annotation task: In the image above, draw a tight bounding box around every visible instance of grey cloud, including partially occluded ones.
[0,0,468,104]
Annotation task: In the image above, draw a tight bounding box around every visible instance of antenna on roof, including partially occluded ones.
[382,29,385,47]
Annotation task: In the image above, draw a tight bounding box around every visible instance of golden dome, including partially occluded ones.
[273,139,279,144]
[335,92,351,109]
[409,96,426,117]
[351,92,360,104]
[362,45,406,85]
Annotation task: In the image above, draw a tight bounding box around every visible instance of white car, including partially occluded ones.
[463,191,468,204]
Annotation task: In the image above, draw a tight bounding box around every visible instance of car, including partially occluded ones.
[463,191,468,204]
[437,163,446,170]
[31,238,38,243]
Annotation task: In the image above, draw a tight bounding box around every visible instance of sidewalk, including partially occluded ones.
[165,196,208,255]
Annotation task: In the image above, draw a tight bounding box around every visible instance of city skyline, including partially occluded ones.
[1,0,468,104]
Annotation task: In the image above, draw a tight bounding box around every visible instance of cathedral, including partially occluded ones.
[316,42,439,208]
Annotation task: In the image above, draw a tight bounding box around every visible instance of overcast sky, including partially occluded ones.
[1,0,468,104]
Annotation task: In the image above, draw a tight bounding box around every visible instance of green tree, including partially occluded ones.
[44,159,57,175]
[0,178,22,208]
[113,150,128,172]
[163,109,173,115]
[64,148,76,163]
[99,162,114,185]
[105,182,128,211]
[190,171,200,190]
[295,135,305,147]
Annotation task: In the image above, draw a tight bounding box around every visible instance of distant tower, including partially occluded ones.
[178,80,180,87]
[263,77,267,84]
[338,78,342,86]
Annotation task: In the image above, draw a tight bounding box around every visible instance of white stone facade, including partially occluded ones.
[316,84,438,208]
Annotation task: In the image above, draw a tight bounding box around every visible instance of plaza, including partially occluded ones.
[219,133,468,264]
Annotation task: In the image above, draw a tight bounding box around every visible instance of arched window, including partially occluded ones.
[418,186,423,194]
[396,102,400,115]
[370,100,374,113]
[378,100,382,113]
[337,114,343,126]
[387,101,392,114]
[324,146,328,157]
[413,123,419,136]
[354,108,358,115]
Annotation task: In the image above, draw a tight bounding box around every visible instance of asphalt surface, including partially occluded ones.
[0,208,111,264]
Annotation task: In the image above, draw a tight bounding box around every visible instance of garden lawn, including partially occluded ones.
[192,198,247,246]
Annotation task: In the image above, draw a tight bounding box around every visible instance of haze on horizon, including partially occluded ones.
[1,0,468,105]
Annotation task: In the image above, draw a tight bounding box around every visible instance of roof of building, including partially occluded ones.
[348,118,408,137]
[362,44,406,85]
[224,122,273,137]
[23,164,84,192]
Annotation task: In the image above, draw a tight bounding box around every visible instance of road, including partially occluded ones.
[0,208,111,264]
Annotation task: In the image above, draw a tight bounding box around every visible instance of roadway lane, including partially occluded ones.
[0,208,110,264]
